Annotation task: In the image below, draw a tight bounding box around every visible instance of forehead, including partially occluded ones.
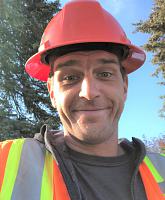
[54,50,119,67]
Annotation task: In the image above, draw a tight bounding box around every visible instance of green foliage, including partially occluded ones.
[134,0,165,117]
[0,0,61,141]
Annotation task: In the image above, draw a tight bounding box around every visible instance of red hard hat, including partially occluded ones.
[25,0,146,82]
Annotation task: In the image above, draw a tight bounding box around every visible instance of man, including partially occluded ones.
[0,0,165,200]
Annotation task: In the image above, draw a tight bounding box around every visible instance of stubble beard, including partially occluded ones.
[66,120,118,145]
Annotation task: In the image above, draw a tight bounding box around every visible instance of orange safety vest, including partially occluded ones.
[0,138,165,200]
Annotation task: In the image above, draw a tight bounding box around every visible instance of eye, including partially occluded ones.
[97,71,113,79]
[62,74,81,84]
[64,74,79,80]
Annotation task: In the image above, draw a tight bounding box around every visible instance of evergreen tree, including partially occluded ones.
[134,0,165,117]
[0,0,61,141]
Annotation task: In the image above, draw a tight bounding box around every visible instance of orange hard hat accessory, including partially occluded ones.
[25,0,146,82]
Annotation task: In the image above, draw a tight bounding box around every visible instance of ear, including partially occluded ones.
[47,78,56,108]
[123,75,128,102]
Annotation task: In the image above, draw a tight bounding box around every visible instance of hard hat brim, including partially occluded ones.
[25,42,146,82]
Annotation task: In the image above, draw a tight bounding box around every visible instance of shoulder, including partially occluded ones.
[145,152,165,173]
[0,138,46,156]
[144,152,165,185]
[0,137,44,146]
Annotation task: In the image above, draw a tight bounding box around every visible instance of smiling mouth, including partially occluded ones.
[72,108,110,112]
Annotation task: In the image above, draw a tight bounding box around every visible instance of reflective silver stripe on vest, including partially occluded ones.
[11,139,46,200]
[159,182,165,194]
[147,153,165,194]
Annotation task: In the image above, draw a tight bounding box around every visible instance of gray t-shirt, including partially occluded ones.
[68,147,147,200]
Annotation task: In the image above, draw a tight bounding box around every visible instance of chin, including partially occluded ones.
[70,133,103,145]
[74,127,110,145]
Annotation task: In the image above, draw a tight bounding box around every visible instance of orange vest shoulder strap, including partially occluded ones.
[0,140,13,192]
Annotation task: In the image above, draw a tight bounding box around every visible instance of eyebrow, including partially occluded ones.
[56,59,80,70]
[55,58,119,70]
[97,58,119,65]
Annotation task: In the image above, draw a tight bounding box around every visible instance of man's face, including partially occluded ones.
[48,50,128,145]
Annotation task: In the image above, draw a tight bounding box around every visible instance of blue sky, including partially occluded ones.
[60,0,165,140]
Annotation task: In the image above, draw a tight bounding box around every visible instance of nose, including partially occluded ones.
[79,75,100,100]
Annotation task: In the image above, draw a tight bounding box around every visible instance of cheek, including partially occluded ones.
[110,87,126,109]
[55,94,65,112]
[55,92,76,131]
[55,90,71,115]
